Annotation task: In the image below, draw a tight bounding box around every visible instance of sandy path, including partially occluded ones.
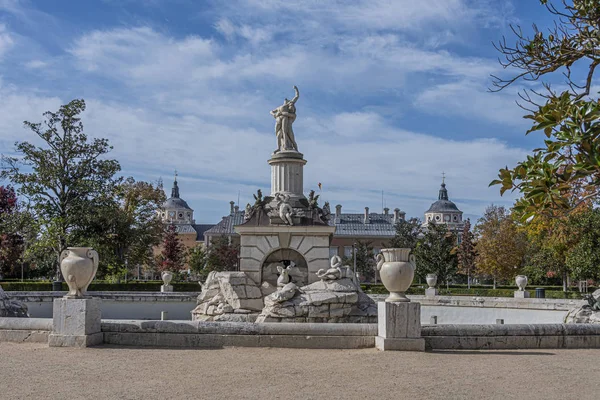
[1,343,599,400]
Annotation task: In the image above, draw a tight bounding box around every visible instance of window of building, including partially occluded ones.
[435,215,440,221]
[344,246,353,258]
[178,212,183,218]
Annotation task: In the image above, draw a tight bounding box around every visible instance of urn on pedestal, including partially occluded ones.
[426,274,438,289]
[515,275,528,291]
[161,271,174,293]
[59,247,99,299]
[375,248,416,302]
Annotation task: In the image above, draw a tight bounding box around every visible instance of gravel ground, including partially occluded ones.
[2,343,600,400]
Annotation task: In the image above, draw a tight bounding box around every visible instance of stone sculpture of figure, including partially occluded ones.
[244,203,252,221]
[271,86,299,152]
[316,255,345,281]
[270,282,297,304]
[583,293,600,311]
[275,193,294,225]
[276,265,291,288]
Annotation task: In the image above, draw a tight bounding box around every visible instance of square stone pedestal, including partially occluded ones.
[48,298,103,347]
[376,302,425,352]
[514,290,530,298]
[425,288,439,297]
[161,284,173,293]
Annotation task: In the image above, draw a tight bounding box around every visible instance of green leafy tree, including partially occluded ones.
[474,206,528,288]
[1,99,121,280]
[457,218,476,288]
[565,208,600,281]
[72,177,165,277]
[389,218,422,249]
[490,0,600,219]
[187,245,207,277]
[354,240,376,282]
[414,222,458,286]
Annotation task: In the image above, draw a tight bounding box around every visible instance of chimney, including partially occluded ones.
[393,208,401,223]
[335,204,342,218]
[234,205,239,213]
[230,201,235,215]
[384,207,389,215]
[364,207,370,224]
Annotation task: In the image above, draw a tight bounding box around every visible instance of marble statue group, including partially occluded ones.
[271,86,300,152]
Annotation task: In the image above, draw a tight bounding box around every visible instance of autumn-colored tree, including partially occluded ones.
[457,219,476,288]
[474,205,527,288]
[157,225,185,272]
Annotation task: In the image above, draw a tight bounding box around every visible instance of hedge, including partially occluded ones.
[0,280,201,292]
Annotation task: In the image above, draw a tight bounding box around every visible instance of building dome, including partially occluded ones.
[425,183,459,213]
[160,174,195,224]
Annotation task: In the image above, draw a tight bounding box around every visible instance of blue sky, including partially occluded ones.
[0,0,563,223]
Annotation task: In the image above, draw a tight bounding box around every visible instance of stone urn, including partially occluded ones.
[60,247,99,298]
[426,274,438,289]
[162,271,173,286]
[515,275,528,291]
[375,248,415,302]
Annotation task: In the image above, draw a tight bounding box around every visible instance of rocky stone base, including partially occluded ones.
[192,273,377,323]
[565,289,600,324]
[0,285,28,317]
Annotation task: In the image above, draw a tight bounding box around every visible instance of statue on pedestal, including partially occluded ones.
[271,86,299,152]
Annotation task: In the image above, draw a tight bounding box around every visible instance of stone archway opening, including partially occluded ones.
[262,248,309,287]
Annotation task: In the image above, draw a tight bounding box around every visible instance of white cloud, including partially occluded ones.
[23,59,47,69]
[0,24,14,59]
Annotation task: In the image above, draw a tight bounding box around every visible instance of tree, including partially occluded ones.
[157,225,186,272]
[565,208,600,281]
[474,206,527,288]
[414,222,458,286]
[187,245,207,277]
[457,218,476,288]
[206,236,239,273]
[389,218,422,249]
[490,1,600,219]
[1,99,121,280]
[0,186,24,278]
[354,240,376,282]
[72,177,165,277]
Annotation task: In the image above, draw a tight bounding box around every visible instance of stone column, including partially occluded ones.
[48,298,103,347]
[268,151,307,197]
[375,302,425,351]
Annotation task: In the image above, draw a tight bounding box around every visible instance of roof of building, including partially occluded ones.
[425,182,462,214]
[162,177,193,211]
[172,224,215,241]
[204,211,246,236]
[204,210,400,238]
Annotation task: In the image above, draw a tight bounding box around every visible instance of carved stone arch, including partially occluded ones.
[260,248,309,287]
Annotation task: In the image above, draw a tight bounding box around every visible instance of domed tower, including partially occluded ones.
[161,173,195,224]
[424,177,464,239]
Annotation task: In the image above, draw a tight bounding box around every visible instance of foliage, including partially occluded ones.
[389,217,422,249]
[474,205,528,285]
[187,245,207,275]
[565,208,600,280]
[0,186,24,277]
[354,240,376,281]
[0,280,201,292]
[201,236,239,279]
[72,177,165,277]
[1,99,121,279]
[414,222,458,285]
[457,218,476,277]
[490,0,600,219]
[157,225,186,272]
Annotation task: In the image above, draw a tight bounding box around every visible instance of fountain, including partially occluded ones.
[192,86,377,323]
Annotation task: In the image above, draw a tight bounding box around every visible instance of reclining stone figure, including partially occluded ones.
[316,255,352,281]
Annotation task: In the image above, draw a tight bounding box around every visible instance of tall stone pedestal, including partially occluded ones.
[268,151,307,199]
[48,298,103,347]
[425,288,438,297]
[514,290,530,298]
[375,302,425,351]
[161,284,173,293]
